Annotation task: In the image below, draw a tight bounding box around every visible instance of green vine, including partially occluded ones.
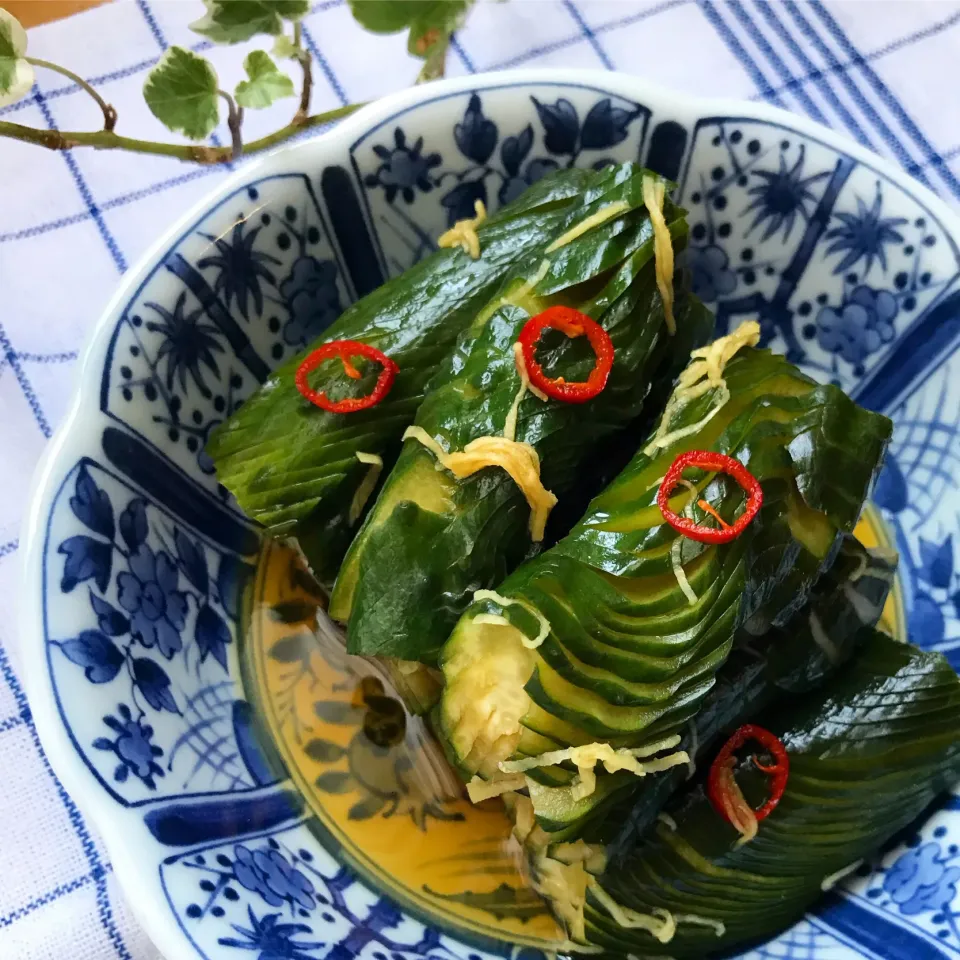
[0,0,475,166]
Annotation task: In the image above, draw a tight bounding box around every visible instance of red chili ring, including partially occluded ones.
[295,340,398,414]
[517,306,614,404]
[656,450,762,545]
[707,724,789,824]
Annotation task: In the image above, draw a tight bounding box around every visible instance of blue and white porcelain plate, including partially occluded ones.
[20,70,960,960]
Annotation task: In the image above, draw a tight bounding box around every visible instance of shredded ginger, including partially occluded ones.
[590,884,677,944]
[550,840,607,875]
[438,200,487,259]
[591,888,723,942]
[671,538,698,606]
[545,200,631,253]
[821,859,863,891]
[675,914,726,938]
[532,853,591,942]
[474,588,551,649]
[668,479,700,605]
[404,427,557,541]
[504,343,548,442]
[465,773,527,803]
[515,258,552,302]
[349,452,383,524]
[642,175,676,336]
[644,320,761,457]
[499,737,687,802]
[508,793,537,844]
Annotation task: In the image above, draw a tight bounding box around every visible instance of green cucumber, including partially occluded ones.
[208,166,625,584]
[438,345,892,827]
[580,631,960,958]
[517,536,894,844]
[330,166,714,664]
[585,534,897,853]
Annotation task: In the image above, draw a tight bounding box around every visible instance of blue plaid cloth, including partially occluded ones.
[1,1,959,956]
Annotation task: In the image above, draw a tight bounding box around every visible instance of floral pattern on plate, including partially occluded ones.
[676,118,959,387]
[160,822,508,960]
[100,174,351,496]
[351,86,650,276]
[44,458,265,803]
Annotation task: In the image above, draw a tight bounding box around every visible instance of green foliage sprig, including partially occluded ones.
[0,0,474,165]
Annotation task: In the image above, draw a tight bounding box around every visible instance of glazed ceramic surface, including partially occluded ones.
[21,70,960,960]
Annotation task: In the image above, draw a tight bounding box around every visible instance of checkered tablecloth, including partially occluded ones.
[2,1,959,957]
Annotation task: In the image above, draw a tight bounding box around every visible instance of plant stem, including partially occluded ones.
[218,89,244,159]
[27,56,117,131]
[0,102,363,165]
[293,22,313,124]
[415,38,450,84]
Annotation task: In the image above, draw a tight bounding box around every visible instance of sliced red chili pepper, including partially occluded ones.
[295,340,398,414]
[707,724,789,826]
[656,450,762,545]
[517,306,614,404]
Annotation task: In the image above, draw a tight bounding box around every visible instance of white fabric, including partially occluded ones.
[1,0,959,956]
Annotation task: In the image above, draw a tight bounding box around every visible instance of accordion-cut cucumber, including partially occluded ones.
[438,345,892,820]
[208,166,631,582]
[588,534,897,854]
[331,167,715,664]
[578,631,960,957]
